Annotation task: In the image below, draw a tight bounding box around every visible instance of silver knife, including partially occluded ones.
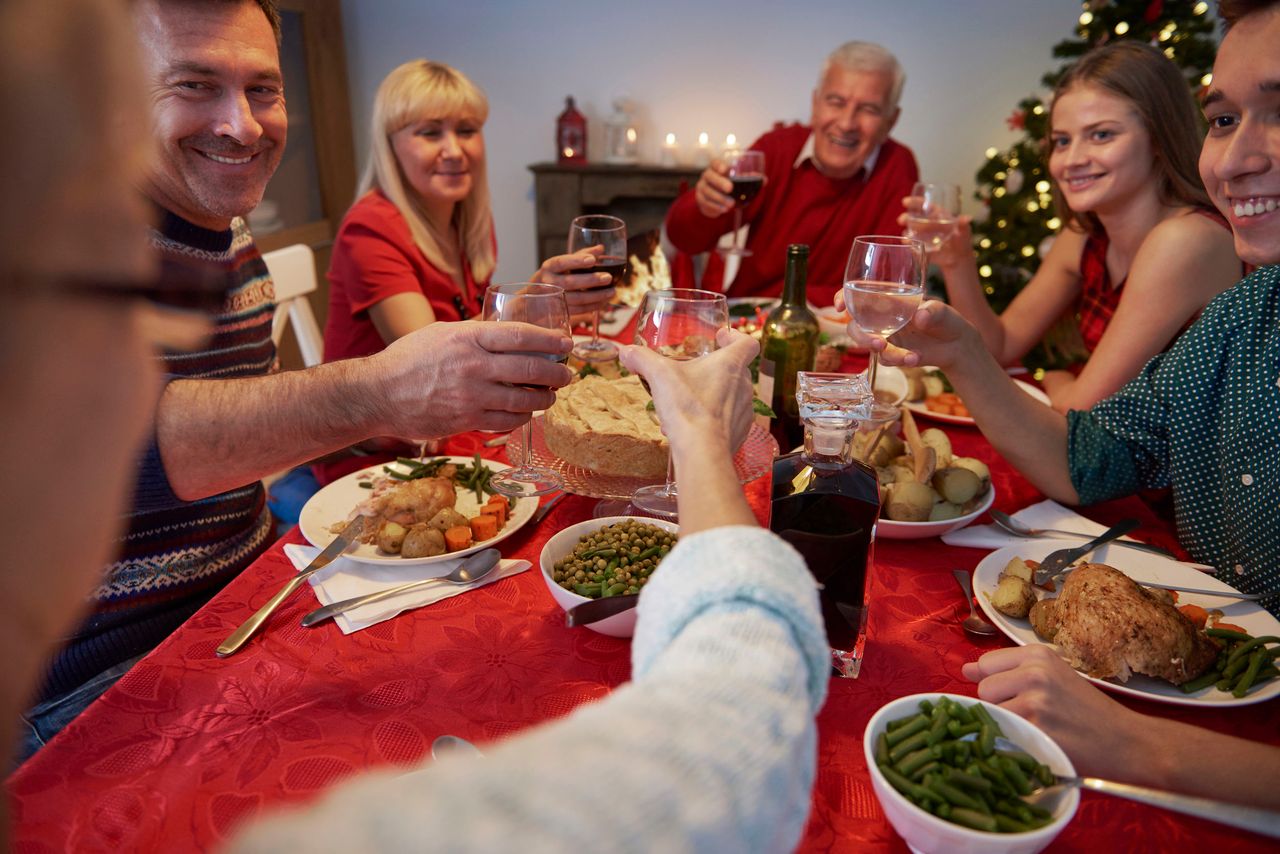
[216,515,365,657]
[300,547,502,627]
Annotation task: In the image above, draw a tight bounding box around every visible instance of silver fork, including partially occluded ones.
[1034,519,1139,585]
[990,509,1177,559]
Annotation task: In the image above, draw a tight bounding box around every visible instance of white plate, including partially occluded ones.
[876,484,994,540]
[809,302,858,344]
[904,369,1049,426]
[298,456,537,566]
[974,539,1280,707]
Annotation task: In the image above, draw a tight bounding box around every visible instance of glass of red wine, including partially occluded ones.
[483,282,572,497]
[721,149,765,258]
[568,214,627,362]
[630,288,728,518]
[843,236,926,422]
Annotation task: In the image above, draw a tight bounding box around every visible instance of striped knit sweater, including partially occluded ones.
[39,210,277,701]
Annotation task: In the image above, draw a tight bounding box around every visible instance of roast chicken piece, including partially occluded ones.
[342,476,458,544]
[1039,563,1219,684]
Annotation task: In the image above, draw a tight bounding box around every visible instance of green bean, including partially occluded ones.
[977,723,995,758]
[358,481,373,489]
[994,814,1031,833]
[1233,648,1268,698]
[602,582,626,598]
[948,700,975,725]
[970,703,1003,738]
[1180,669,1225,694]
[889,730,931,763]
[919,699,935,716]
[927,711,950,747]
[1223,651,1254,682]
[875,732,890,766]
[1228,636,1280,667]
[948,720,981,738]
[896,748,935,779]
[927,778,989,813]
[998,756,1033,796]
[945,768,993,792]
[911,761,940,782]
[995,749,1039,772]
[950,808,998,832]
[880,764,940,805]
[885,714,930,748]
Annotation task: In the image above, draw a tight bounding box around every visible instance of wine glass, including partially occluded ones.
[630,288,729,518]
[843,236,926,422]
[720,149,765,258]
[568,214,626,362]
[483,282,572,497]
[904,182,961,252]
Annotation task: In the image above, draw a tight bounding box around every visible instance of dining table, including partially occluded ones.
[9,362,1280,852]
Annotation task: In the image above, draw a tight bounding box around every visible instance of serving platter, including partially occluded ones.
[974,539,1280,707]
[298,456,536,567]
[509,416,777,501]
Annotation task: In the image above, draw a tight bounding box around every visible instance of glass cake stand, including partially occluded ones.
[507,416,779,518]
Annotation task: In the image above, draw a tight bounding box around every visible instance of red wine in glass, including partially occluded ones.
[729,175,763,205]
[509,351,569,390]
[581,255,628,292]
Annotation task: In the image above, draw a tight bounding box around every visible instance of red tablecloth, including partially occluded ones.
[9,426,1278,852]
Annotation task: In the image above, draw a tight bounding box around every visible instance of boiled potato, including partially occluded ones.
[376,520,407,554]
[929,501,962,522]
[427,507,468,532]
[932,467,982,504]
[888,464,916,484]
[950,457,991,492]
[922,372,946,398]
[904,368,927,401]
[1029,598,1059,640]
[990,575,1035,618]
[998,556,1034,583]
[920,428,953,468]
[401,524,446,558]
[886,481,935,522]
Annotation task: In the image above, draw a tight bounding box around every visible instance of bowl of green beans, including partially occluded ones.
[539,516,679,638]
[863,693,1078,854]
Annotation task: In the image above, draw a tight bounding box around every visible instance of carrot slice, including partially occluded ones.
[1179,603,1209,629]
[444,525,473,552]
[469,514,498,541]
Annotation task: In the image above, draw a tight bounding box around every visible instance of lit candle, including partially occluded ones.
[694,131,711,167]
[724,133,737,151]
[661,132,678,166]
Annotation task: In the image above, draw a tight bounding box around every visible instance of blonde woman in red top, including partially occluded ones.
[324,60,609,363]
[919,42,1241,413]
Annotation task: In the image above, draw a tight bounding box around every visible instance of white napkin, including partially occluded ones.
[596,304,638,338]
[940,498,1119,550]
[284,544,530,635]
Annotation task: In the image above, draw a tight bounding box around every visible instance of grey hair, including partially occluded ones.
[820,41,906,110]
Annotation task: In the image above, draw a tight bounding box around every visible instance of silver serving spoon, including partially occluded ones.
[984,734,1280,839]
[952,569,998,637]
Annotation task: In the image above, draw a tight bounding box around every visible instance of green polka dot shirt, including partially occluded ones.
[1067,264,1280,616]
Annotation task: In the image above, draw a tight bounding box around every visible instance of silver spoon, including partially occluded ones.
[430,734,483,760]
[300,548,501,627]
[989,510,1176,559]
[985,734,1280,839]
[952,569,998,637]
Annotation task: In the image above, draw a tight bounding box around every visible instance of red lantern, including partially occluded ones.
[556,96,587,165]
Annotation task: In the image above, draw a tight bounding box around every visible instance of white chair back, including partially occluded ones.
[263,243,324,367]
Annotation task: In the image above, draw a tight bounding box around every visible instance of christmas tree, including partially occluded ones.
[968,0,1218,368]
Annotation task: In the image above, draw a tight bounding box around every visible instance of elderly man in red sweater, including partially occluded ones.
[665,41,919,306]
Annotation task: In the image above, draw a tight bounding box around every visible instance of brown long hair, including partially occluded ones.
[1047,41,1210,236]
[358,60,495,284]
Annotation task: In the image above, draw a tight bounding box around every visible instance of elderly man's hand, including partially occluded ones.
[534,246,615,313]
[618,328,758,453]
[371,320,572,438]
[694,159,736,219]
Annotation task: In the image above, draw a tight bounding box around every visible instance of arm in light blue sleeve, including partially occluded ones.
[230,526,828,854]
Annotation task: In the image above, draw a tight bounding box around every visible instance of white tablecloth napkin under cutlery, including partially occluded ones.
[284,544,530,635]
[940,498,1123,550]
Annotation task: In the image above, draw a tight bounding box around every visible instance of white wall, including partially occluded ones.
[339,0,1080,284]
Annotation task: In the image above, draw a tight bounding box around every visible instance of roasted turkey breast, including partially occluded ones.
[1049,563,1219,684]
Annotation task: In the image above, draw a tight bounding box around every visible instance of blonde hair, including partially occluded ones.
[358,60,494,284]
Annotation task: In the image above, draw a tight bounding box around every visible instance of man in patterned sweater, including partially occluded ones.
[20,0,576,758]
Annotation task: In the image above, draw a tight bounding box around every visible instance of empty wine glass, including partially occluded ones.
[720,149,765,258]
[483,282,572,497]
[569,214,626,362]
[904,182,961,252]
[630,288,729,518]
[843,236,926,422]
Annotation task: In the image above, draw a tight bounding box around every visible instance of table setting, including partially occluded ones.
[9,317,1280,853]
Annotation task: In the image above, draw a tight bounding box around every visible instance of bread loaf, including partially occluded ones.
[543,375,668,477]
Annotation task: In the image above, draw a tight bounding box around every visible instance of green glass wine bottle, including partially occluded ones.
[758,244,820,450]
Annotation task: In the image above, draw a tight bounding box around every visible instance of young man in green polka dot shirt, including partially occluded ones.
[859,0,1280,812]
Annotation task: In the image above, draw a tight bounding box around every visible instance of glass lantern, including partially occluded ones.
[604,98,639,165]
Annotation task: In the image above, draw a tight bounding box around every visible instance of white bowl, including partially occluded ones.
[873,365,908,408]
[877,485,995,540]
[538,516,679,638]
[810,302,852,340]
[864,693,1078,854]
